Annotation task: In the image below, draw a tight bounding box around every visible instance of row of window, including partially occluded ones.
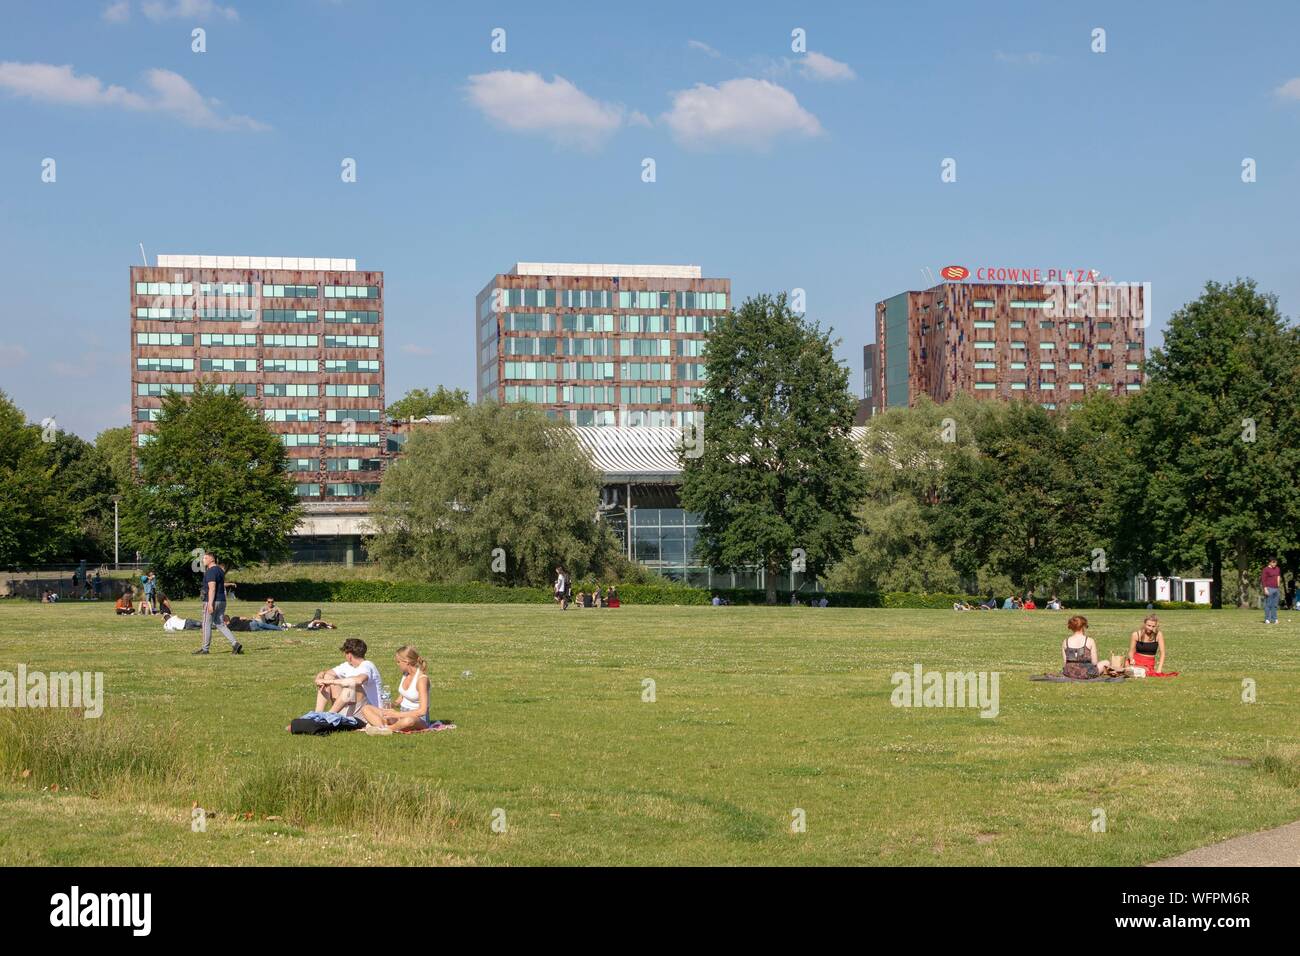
[262,284,318,298]
[285,457,384,472]
[497,312,716,334]
[135,282,255,297]
[136,358,380,372]
[137,332,383,348]
[972,341,1141,351]
[294,483,381,497]
[135,382,382,397]
[970,299,1121,311]
[500,337,694,358]
[492,289,728,311]
[500,360,710,381]
[971,320,1119,331]
[972,382,1141,392]
[282,433,383,447]
[503,385,697,405]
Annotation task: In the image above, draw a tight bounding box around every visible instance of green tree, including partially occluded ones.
[369,402,617,585]
[45,430,118,562]
[1142,279,1300,607]
[828,396,989,594]
[935,401,1089,594]
[0,391,75,567]
[95,425,135,492]
[680,293,866,603]
[122,383,301,595]
[386,386,470,420]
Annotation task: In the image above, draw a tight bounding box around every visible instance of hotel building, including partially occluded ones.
[130,254,387,518]
[475,263,730,427]
[868,280,1146,414]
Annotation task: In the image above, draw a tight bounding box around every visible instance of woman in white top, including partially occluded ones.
[360,645,431,733]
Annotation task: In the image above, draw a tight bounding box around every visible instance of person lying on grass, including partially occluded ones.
[162,611,201,631]
[314,638,383,717]
[359,645,432,735]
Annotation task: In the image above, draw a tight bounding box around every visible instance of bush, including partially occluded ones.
[226,576,1217,610]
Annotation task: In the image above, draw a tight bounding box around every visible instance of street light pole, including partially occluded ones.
[111,495,122,569]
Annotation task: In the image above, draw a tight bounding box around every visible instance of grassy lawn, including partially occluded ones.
[1,599,1297,866]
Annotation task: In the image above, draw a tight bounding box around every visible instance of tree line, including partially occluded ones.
[2,278,1294,607]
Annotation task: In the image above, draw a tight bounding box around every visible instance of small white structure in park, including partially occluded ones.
[1133,575,1213,605]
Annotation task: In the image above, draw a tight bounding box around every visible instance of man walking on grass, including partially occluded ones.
[1261,557,1281,625]
[194,552,242,655]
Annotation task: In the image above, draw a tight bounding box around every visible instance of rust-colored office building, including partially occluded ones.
[475,263,730,427]
[130,254,386,504]
[868,280,1146,414]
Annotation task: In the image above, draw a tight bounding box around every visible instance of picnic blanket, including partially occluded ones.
[1030,673,1127,683]
[397,720,456,734]
[1131,652,1179,677]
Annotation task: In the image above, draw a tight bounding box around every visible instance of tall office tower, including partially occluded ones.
[869,280,1146,414]
[475,263,731,427]
[130,254,386,503]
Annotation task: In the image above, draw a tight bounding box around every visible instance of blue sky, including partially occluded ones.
[2,0,1298,439]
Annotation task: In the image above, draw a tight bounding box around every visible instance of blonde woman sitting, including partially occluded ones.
[361,645,432,735]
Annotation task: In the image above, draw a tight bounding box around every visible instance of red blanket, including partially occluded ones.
[1132,652,1178,677]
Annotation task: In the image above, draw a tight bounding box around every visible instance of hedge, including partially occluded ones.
[225,578,1213,611]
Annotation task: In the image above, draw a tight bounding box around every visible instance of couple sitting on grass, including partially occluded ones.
[310,638,435,735]
[1061,614,1178,678]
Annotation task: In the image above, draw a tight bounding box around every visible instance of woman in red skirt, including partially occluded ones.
[1129,615,1178,676]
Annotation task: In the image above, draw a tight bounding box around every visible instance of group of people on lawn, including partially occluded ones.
[311,638,435,734]
[1059,614,1176,678]
[955,594,1064,611]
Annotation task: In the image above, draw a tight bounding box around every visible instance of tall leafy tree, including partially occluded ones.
[369,402,618,585]
[1142,279,1300,607]
[45,430,118,562]
[828,395,991,594]
[680,293,866,603]
[935,401,1088,594]
[386,386,470,420]
[122,383,301,594]
[0,391,75,567]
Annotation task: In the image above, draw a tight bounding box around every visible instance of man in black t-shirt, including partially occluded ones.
[195,552,241,655]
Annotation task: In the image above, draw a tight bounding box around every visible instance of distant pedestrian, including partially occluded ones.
[554,566,570,610]
[1261,557,1281,625]
[194,552,241,655]
[92,571,102,600]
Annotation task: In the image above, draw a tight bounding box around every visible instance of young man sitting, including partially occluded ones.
[313,638,383,717]
[257,598,287,627]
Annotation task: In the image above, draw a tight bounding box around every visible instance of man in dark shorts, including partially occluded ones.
[194,552,241,655]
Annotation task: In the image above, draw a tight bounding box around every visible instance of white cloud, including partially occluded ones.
[799,51,855,82]
[687,39,722,58]
[102,1,130,22]
[0,62,268,131]
[661,78,823,150]
[141,0,239,21]
[1274,78,1300,101]
[465,70,636,149]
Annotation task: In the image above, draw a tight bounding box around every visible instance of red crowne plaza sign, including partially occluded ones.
[941,265,1107,283]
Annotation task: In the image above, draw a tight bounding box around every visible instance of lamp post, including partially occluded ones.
[110,495,122,570]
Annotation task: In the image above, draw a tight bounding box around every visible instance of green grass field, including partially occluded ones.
[1,600,1297,866]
